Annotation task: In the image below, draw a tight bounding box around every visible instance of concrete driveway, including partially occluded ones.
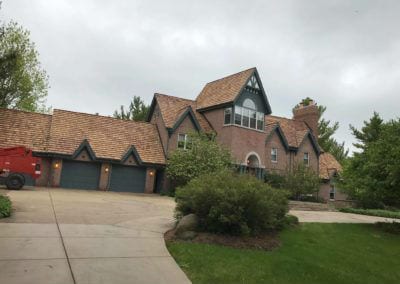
[0,187,190,284]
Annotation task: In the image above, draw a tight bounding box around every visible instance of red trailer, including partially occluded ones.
[0,147,42,190]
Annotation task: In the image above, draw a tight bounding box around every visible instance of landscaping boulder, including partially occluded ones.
[175,213,199,236]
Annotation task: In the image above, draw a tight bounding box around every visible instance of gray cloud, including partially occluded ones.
[2,0,400,153]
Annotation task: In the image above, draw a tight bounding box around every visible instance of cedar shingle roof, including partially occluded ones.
[0,108,165,165]
[196,68,255,110]
[0,109,51,152]
[266,115,310,148]
[47,110,165,164]
[154,93,213,132]
[319,152,342,180]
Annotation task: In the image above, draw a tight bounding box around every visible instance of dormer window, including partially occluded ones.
[232,98,264,131]
[178,134,192,150]
[303,152,309,166]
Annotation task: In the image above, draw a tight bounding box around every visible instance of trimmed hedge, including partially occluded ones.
[175,170,289,236]
[0,195,12,218]
[340,208,400,219]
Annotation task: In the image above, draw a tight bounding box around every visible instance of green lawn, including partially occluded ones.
[167,223,400,284]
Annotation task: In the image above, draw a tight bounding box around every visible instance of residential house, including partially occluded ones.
[0,67,343,201]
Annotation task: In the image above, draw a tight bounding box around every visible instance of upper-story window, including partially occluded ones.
[232,98,264,131]
[224,108,232,125]
[330,185,335,200]
[178,134,192,150]
[271,148,278,163]
[303,152,309,166]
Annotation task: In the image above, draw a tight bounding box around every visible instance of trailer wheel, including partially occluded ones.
[5,174,25,190]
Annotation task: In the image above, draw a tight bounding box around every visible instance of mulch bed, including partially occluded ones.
[165,228,281,251]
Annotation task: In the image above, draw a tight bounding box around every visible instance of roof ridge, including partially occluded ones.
[202,67,256,86]
[0,108,52,117]
[53,109,154,126]
[155,93,196,103]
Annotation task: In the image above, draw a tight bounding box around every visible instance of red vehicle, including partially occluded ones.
[0,147,41,190]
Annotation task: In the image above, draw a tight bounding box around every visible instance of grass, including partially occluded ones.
[167,223,400,284]
[0,194,11,217]
[339,207,400,219]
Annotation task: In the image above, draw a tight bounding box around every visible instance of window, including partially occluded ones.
[250,110,256,129]
[257,112,264,130]
[177,134,191,150]
[233,99,264,131]
[224,108,232,125]
[271,148,278,163]
[234,106,242,125]
[242,108,250,127]
[303,152,309,166]
[243,98,256,109]
[330,185,335,200]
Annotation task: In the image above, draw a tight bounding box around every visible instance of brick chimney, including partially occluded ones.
[293,99,319,137]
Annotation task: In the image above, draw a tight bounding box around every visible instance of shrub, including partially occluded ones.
[166,132,232,189]
[339,208,400,219]
[0,195,11,217]
[375,222,400,234]
[284,164,320,200]
[264,171,286,189]
[175,170,289,236]
[280,214,299,229]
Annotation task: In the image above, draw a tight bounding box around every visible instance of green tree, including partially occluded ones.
[283,163,320,200]
[340,112,400,208]
[113,96,149,121]
[296,98,349,162]
[0,21,49,111]
[166,132,232,188]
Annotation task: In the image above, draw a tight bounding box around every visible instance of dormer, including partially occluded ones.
[196,68,271,132]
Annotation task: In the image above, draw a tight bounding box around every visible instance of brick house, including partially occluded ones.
[0,67,343,201]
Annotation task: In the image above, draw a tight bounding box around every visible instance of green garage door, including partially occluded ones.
[109,165,146,193]
[60,160,101,190]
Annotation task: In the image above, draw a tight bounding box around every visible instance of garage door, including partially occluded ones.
[60,160,101,190]
[109,165,146,193]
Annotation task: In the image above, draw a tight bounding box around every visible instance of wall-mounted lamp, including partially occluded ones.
[105,167,109,173]
[54,162,59,169]
[149,170,154,176]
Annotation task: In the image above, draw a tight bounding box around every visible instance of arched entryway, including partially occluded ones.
[241,152,264,179]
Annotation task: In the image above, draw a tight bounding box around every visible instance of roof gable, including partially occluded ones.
[148,93,213,132]
[169,107,201,134]
[196,68,272,114]
[319,152,342,180]
[72,139,96,160]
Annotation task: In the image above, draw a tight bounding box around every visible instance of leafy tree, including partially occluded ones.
[0,21,49,111]
[283,164,320,200]
[295,98,348,162]
[341,113,400,208]
[166,132,232,188]
[113,96,149,121]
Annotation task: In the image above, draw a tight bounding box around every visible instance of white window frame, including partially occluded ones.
[271,148,278,163]
[233,105,264,131]
[177,134,190,150]
[303,152,309,166]
[224,108,232,125]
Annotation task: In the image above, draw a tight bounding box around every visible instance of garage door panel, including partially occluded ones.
[60,161,101,190]
[109,165,146,193]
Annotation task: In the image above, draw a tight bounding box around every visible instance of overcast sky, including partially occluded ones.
[2,0,400,154]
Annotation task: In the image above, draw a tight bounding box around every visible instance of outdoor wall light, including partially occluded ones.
[105,167,109,173]
[54,162,59,169]
[149,170,154,176]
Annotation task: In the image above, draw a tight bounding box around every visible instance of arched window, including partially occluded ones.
[243,98,256,110]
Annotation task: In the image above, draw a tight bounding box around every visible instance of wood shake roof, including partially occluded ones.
[0,109,51,152]
[266,115,310,148]
[319,152,342,180]
[0,108,165,165]
[196,68,255,110]
[154,93,213,132]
